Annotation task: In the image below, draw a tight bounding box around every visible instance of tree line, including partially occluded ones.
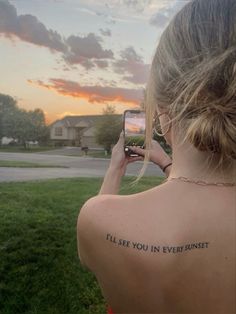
[0,92,170,154]
[0,93,50,148]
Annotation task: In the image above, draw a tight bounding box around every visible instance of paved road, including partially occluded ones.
[0,152,164,182]
[38,146,86,156]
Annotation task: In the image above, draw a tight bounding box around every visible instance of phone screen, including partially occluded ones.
[124,110,145,156]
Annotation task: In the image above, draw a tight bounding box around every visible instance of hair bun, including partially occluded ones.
[185,106,236,161]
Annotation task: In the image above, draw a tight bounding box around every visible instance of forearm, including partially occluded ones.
[99,166,123,195]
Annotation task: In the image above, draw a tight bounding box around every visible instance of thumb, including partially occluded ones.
[118,131,125,144]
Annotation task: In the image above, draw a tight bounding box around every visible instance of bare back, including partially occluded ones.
[91,181,236,313]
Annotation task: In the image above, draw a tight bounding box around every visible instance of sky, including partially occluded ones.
[0,0,188,124]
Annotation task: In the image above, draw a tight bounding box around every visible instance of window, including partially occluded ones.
[55,127,63,136]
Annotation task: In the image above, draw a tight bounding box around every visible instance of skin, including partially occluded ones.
[77,111,236,313]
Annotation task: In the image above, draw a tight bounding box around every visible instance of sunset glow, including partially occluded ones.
[0,0,187,125]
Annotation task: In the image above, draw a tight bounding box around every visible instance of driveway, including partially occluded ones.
[0,152,164,182]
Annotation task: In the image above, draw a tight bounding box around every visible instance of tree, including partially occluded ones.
[0,93,50,148]
[0,93,18,140]
[27,109,50,145]
[95,105,123,153]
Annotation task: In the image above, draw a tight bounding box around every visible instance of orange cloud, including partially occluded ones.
[55,111,82,119]
[28,78,143,106]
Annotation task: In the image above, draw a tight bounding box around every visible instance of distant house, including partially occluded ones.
[50,115,121,148]
[1,137,17,145]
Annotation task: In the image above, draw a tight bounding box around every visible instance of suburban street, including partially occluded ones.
[0,150,164,182]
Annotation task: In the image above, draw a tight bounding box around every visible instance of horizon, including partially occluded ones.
[0,0,188,125]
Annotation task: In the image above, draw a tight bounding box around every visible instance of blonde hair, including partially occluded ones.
[144,0,236,175]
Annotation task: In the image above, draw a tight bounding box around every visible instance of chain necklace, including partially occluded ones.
[165,176,236,187]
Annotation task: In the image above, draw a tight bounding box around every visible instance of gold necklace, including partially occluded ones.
[166,176,236,187]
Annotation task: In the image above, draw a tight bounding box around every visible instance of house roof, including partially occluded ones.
[50,114,122,128]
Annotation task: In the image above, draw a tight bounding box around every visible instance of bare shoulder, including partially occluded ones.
[77,193,127,226]
[77,192,134,237]
[77,183,169,233]
[77,193,129,270]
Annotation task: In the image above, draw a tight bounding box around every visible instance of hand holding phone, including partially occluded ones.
[123,110,145,157]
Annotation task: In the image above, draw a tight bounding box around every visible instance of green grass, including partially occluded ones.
[61,151,111,158]
[0,146,57,153]
[85,151,111,158]
[0,160,69,168]
[0,176,163,314]
[0,146,111,158]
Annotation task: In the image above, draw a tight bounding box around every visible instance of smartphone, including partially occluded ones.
[123,110,145,157]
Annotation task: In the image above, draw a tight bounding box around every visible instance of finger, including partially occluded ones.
[128,146,145,157]
[127,156,144,163]
[117,131,125,144]
[119,130,124,138]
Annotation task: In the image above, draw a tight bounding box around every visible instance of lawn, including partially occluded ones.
[84,151,111,158]
[0,160,68,168]
[0,146,57,153]
[0,145,110,158]
[0,145,150,159]
[0,176,163,314]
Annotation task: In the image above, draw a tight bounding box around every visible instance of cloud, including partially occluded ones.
[105,17,116,25]
[99,28,112,37]
[0,0,67,52]
[80,0,168,25]
[28,78,143,105]
[75,7,98,16]
[121,0,152,13]
[64,33,113,68]
[0,0,113,69]
[149,12,169,28]
[79,0,154,25]
[113,46,150,85]
[150,0,188,28]
[94,59,109,68]
[101,0,152,14]
[56,111,81,119]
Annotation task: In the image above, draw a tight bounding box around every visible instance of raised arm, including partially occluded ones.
[99,132,142,195]
[99,134,172,195]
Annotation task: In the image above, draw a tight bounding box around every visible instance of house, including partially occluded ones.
[1,137,18,145]
[50,115,102,148]
[50,114,122,148]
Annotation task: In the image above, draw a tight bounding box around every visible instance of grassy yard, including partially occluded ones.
[84,151,111,158]
[0,145,110,158]
[0,176,163,314]
[0,146,57,153]
[0,160,69,168]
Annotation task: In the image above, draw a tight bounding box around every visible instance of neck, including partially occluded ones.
[169,139,236,184]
